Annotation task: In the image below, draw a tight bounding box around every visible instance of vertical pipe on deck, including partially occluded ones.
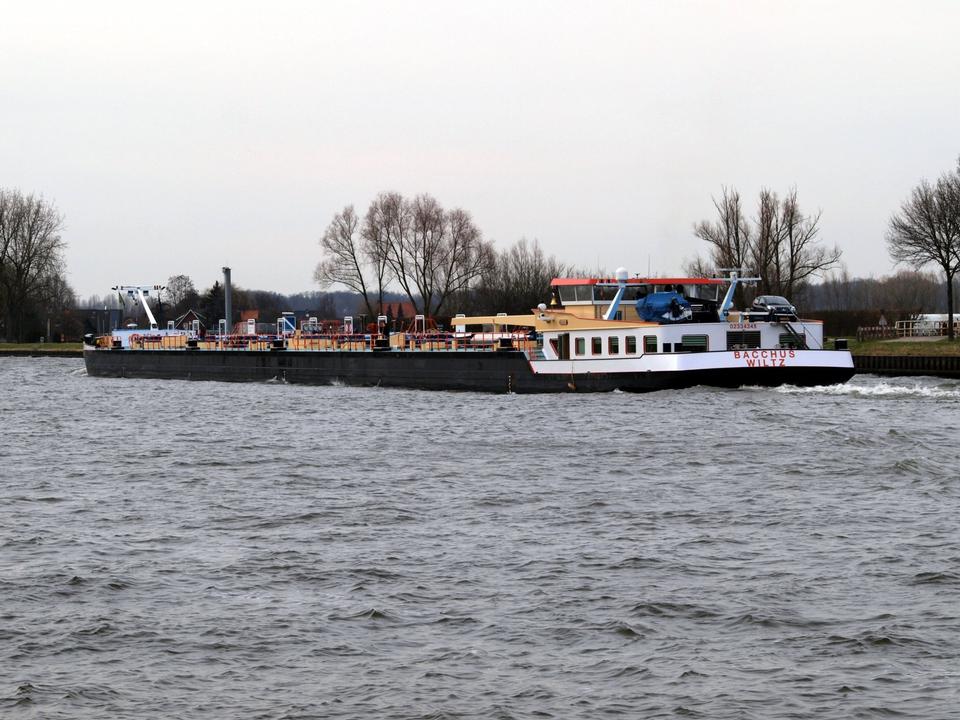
[223,266,232,335]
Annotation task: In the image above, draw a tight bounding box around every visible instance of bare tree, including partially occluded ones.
[366,192,412,314]
[360,194,395,317]
[0,190,67,341]
[317,193,492,319]
[403,193,448,316]
[314,205,379,319]
[432,207,495,316]
[166,274,197,311]
[748,188,841,296]
[695,185,840,305]
[682,254,714,278]
[887,164,960,339]
[472,238,568,314]
[693,187,752,306]
[778,189,840,297]
[694,187,752,271]
[750,188,783,293]
[0,190,22,339]
[366,193,492,317]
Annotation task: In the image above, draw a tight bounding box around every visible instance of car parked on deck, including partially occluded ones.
[748,295,798,321]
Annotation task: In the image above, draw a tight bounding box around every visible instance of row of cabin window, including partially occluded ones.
[574,335,659,356]
[573,335,711,356]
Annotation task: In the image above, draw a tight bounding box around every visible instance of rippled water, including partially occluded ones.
[2,358,959,719]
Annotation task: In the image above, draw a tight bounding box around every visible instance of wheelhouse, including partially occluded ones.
[551,276,726,322]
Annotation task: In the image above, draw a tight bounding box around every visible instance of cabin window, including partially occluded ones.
[560,285,595,303]
[643,335,657,353]
[575,337,586,356]
[591,337,602,355]
[681,335,709,352]
[779,333,805,349]
[608,336,619,354]
[727,331,761,350]
[626,336,637,354]
[576,286,595,302]
[663,342,673,352]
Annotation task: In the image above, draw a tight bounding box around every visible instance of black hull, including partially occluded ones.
[83,349,856,393]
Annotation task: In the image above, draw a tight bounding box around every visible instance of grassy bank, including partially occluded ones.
[0,343,83,352]
[833,338,960,356]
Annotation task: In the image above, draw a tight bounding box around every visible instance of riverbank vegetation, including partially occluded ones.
[833,338,960,356]
[0,190,76,342]
[9,156,960,345]
[886,159,960,339]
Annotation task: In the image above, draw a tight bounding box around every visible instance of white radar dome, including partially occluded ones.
[614,267,628,282]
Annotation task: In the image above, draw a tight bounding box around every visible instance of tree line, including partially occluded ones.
[0,190,75,342]
[315,192,492,319]
[7,156,960,342]
[310,178,960,332]
[314,192,571,321]
[808,269,945,315]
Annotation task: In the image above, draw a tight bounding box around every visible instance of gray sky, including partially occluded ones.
[3,0,959,299]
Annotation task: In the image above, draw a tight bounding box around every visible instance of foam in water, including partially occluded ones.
[775,376,960,400]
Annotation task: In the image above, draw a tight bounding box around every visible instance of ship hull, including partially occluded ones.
[83,348,855,393]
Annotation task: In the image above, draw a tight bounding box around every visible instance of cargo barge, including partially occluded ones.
[83,271,855,393]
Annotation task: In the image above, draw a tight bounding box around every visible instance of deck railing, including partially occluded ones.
[120,332,540,354]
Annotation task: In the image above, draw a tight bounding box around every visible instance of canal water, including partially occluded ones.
[1,357,958,719]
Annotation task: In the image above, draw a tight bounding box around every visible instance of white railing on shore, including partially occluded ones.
[895,319,960,337]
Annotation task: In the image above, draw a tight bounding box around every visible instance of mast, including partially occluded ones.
[602,267,629,321]
[716,269,760,320]
[113,285,165,330]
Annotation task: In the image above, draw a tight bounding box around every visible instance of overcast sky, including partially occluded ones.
[3,0,958,299]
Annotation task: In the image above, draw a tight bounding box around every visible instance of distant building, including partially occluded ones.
[379,301,417,320]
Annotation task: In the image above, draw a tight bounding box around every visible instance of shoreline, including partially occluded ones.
[853,354,960,379]
[0,348,84,358]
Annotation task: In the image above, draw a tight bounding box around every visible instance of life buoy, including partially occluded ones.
[130,334,142,345]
